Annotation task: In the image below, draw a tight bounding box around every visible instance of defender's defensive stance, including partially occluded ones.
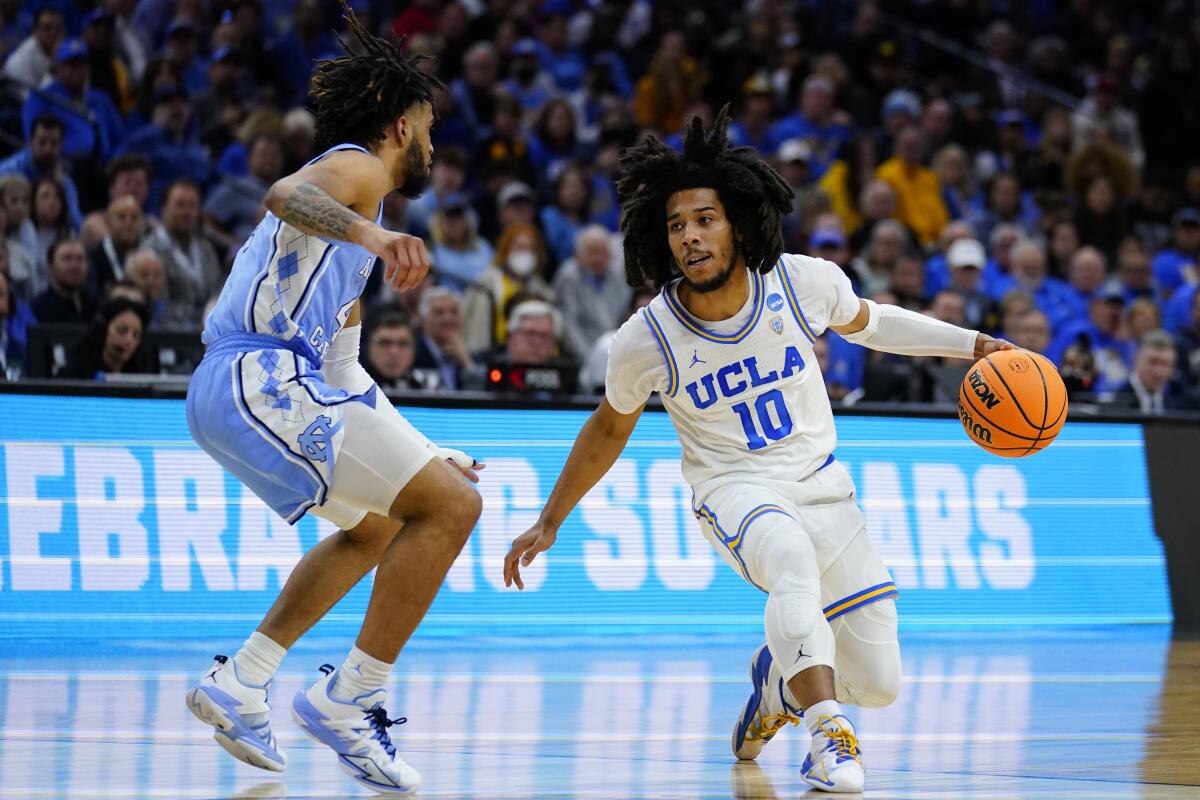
[184,8,480,794]
[504,111,1011,793]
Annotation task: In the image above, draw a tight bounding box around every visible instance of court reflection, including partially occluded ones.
[0,627,1181,799]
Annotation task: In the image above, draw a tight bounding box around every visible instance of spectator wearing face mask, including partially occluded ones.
[462,223,552,356]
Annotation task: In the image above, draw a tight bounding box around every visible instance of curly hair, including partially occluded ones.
[310,1,442,152]
[615,106,794,290]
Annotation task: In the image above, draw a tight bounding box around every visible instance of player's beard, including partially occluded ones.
[680,243,739,294]
[396,142,431,199]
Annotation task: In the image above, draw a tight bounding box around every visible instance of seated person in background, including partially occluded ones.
[1100,330,1193,413]
[0,268,36,379]
[413,286,483,391]
[1005,308,1053,355]
[1174,288,1200,391]
[427,193,493,290]
[32,237,96,324]
[203,132,284,258]
[1124,296,1162,344]
[123,248,166,327]
[462,222,552,354]
[146,179,223,330]
[944,237,996,331]
[1048,280,1134,392]
[88,195,146,294]
[553,224,630,359]
[497,299,562,367]
[361,309,439,392]
[578,285,655,394]
[60,296,150,379]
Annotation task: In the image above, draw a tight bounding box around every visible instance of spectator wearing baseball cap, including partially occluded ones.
[21,37,125,165]
[428,192,494,291]
[945,237,996,331]
[1047,278,1135,393]
[1151,208,1200,298]
[80,8,135,116]
[115,82,210,212]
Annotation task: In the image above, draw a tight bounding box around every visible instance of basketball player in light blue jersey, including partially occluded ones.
[504,110,1014,793]
[184,6,481,794]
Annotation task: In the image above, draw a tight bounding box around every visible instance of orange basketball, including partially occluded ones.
[957,349,1068,458]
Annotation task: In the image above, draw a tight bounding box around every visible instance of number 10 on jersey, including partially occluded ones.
[732,389,794,450]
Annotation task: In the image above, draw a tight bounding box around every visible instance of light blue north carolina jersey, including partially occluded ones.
[202,143,381,365]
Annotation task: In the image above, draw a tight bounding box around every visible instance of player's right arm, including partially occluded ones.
[503,310,666,590]
[503,398,642,590]
[263,151,428,291]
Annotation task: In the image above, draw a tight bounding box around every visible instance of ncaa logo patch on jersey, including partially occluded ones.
[770,315,784,334]
[767,293,785,312]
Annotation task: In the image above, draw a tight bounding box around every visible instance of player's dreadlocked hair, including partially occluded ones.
[616,106,794,290]
[309,0,442,152]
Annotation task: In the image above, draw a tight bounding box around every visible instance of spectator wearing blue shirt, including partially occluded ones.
[968,172,1040,245]
[0,115,83,230]
[1008,240,1077,331]
[766,75,853,178]
[1048,280,1134,393]
[160,19,208,95]
[116,82,210,212]
[535,13,586,92]
[407,147,469,238]
[1063,246,1108,320]
[428,195,494,291]
[539,163,596,267]
[451,42,499,135]
[22,38,124,166]
[1151,208,1200,299]
[203,132,283,258]
[527,99,586,190]
[271,0,339,103]
[1164,283,1197,334]
[504,39,556,115]
[1115,242,1159,305]
[730,76,775,155]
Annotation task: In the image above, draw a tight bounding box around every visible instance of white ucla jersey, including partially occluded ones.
[202,143,382,365]
[605,253,861,490]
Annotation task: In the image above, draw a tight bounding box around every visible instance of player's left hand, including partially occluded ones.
[974,333,1014,359]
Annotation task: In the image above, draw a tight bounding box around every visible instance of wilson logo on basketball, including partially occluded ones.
[957,400,993,444]
[1008,358,1030,374]
[967,369,1002,410]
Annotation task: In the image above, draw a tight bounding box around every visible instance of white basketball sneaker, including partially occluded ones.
[187,655,287,772]
[801,714,865,793]
[731,643,803,760]
[291,664,421,794]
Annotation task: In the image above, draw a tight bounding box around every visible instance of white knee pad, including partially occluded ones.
[831,599,902,708]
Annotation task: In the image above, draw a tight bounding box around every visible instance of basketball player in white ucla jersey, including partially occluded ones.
[184,5,482,793]
[504,110,1013,793]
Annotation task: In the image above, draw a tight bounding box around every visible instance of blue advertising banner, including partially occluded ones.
[0,394,1170,637]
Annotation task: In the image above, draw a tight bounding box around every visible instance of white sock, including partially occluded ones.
[232,631,287,687]
[331,645,393,702]
[804,699,842,736]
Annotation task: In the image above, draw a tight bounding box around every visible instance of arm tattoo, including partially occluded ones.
[279,183,363,241]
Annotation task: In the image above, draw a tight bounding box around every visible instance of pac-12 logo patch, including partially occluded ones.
[770,315,784,334]
[767,292,785,312]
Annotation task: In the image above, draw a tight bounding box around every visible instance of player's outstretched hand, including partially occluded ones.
[974,333,1015,359]
[504,523,556,591]
[364,228,429,293]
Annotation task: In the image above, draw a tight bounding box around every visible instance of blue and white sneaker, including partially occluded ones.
[292,665,421,795]
[732,643,803,760]
[801,714,865,793]
[187,655,286,772]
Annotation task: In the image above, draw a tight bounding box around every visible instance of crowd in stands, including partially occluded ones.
[3,0,1200,414]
